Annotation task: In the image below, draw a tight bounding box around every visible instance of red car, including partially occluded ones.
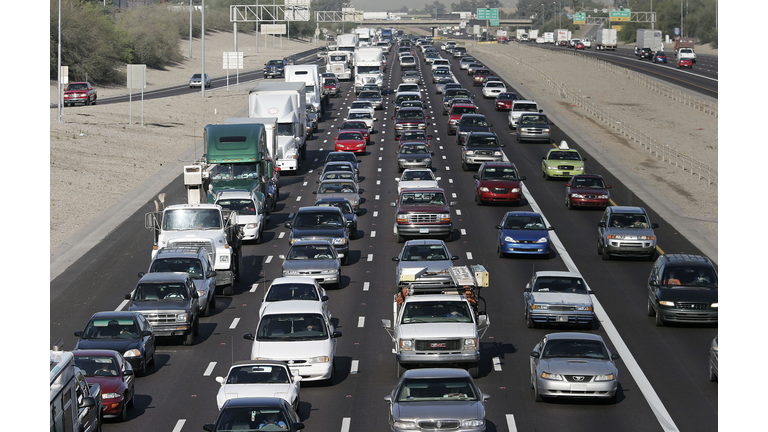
[63,81,97,106]
[565,174,611,209]
[558,40,567,46]
[494,92,519,111]
[473,69,491,86]
[323,77,340,97]
[678,58,693,69]
[447,103,479,135]
[334,131,367,154]
[575,42,585,49]
[339,121,370,145]
[73,350,135,422]
[473,162,526,205]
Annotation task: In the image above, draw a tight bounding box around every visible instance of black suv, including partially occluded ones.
[647,253,718,326]
[284,206,351,264]
[636,47,653,60]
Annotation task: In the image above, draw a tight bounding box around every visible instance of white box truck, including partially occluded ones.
[516,29,528,41]
[543,32,555,44]
[556,29,571,44]
[353,47,384,94]
[528,29,539,40]
[636,28,663,52]
[285,64,325,116]
[595,28,617,50]
[248,82,307,173]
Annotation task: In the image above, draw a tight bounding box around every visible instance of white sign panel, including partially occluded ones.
[127,64,146,89]
[285,6,310,21]
[473,25,481,35]
[60,66,69,84]
[223,52,243,69]
[261,24,287,35]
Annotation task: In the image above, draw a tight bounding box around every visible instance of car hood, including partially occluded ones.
[129,300,189,312]
[478,179,521,188]
[603,227,655,238]
[540,358,615,375]
[291,227,346,239]
[568,187,607,195]
[398,260,453,274]
[219,383,295,403]
[75,338,142,353]
[251,339,330,359]
[529,292,591,305]
[501,228,548,241]
[657,286,718,302]
[393,400,484,420]
[398,204,449,213]
[283,259,339,271]
[85,376,126,394]
[399,322,477,338]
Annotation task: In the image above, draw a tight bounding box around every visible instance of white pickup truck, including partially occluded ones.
[676,48,697,63]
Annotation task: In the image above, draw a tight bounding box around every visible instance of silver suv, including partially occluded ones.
[597,206,659,261]
[143,247,217,316]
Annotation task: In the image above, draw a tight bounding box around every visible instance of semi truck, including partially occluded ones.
[353,47,384,94]
[327,51,353,80]
[285,64,326,116]
[381,28,393,42]
[336,33,359,56]
[248,82,307,174]
[595,28,617,50]
[381,265,490,377]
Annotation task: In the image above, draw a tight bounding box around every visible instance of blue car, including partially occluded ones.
[652,52,667,63]
[496,211,554,257]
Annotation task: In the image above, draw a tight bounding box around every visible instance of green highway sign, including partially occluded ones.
[490,18,499,26]
[573,12,586,24]
[609,9,631,21]
[477,8,499,20]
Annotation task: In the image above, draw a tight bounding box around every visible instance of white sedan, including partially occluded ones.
[259,276,330,319]
[215,361,301,411]
[482,81,507,99]
[396,169,439,194]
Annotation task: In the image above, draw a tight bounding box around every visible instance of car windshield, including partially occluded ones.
[503,215,545,230]
[321,172,355,181]
[319,182,357,193]
[396,376,479,402]
[399,85,419,92]
[162,208,222,230]
[341,121,367,130]
[402,244,449,261]
[256,313,328,340]
[82,318,140,339]
[293,212,345,228]
[358,65,381,74]
[265,283,319,302]
[403,71,419,77]
[317,201,353,214]
[210,163,260,180]
[572,177,605,188]
[519,115,548,125]
[266,60,283,65]
[481,167,518,180]
[497,93,517,100]
[401,101,423,108]
[150,258,204,278]
[287,244,335,260]
[662,266,718,288]
[486,82,505,88]
[225,365,290,384]
[402,170,435,182]
[134,282,189,301]
[217,198,257,216]
[74,355,120,378]
[358,91,381,99]
[533,276,588,294]
[467,136,499,147]
[542,339,609,360]
[191,74,202,79]
[338,132,363,141]
[324,163,353,173]
[324,78,337,85]
[396,95,421,104]
[67,83,88,90]
[438,78,454,84]
[451,107,477,115]
[276,123,294,136]
[608,213,650,229]
[547,151,582,161]
[402,301,473,324]
[397,110,425,120]
[400,144,429,155]
[214,406,290,431]
[459,117,488,127]
[400,191,446,205]
[329,54,347,62]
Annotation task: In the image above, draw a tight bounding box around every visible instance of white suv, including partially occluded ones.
[508,100,540,130]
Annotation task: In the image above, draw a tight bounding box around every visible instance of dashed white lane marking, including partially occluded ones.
[229,318,240,329]
[350,360,359,374]
[357,316,365,327]
[303,181,308,186]
[461,229,467,236]
[296,196,302,201]
[493,357,502,371]
[378,167,382,172]
[445,166,450,170]
[377,180,381,185]
[456,209,462,215]
[505,415,518,432]
[250,283,259,293]
[379,156,383,161]
[279,232,285,239]
[452,193,457,198]
[288,213,295,218]
[265,256,273,264]
[367,254,374,262]
[466,252,473,259]
[375,195,380,200]
[449,179,453,183]
[363,282,370,291]
[373,211,379,217]
[341,417,352,432]
[371,231,377,238]
[172,420,186,432]
[203,362,217,376]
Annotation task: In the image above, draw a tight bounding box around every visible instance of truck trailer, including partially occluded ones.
[595,28,617,50]
[248,82,307,174]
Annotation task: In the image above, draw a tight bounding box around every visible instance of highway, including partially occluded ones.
[50,40,717,432]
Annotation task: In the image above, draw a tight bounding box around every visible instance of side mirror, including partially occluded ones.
[321,295,329,301]
[651,223,659,229]
[204,425,215,432]
[137,271,145,278]
[331,331,343,338]
[530,351,540,359]
[548,226,555,231]
[74,331,84,337]
[215,376,225,385]
[478,315,488,326]
[381,319,392,329]
[358,189,364,193]
[384,395,393,404]
[392,257,400,261]
[312,191,318,194]
[284,222,293,228]
[451,255,459,260]
[449,201,457,207]
[495,225,502,230]
[142,330,152,337]
[519,176,527,181]
[598,221,606,228]
[334,137,338,140]
[583,157,588,161]
[209,270,217,278]
[191,291,199,299]
[390,202,397,207]
[607,185,612,189]
[278,255,286,260]
[539,109,544,113]
[612,353,621,360]
[125,294,132,300]
[80,396,96,409]
[124,368,134,376]
[542,156,546,160]
[243,333,255,341]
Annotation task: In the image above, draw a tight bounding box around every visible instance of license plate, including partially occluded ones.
[570,383,587,391]
[420,228,429,234]
[556,316,569,322]
[562,172,569,176]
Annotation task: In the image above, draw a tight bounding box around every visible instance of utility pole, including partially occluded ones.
[202,0,205,97]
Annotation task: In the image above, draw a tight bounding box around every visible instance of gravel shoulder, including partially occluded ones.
[50,30,718,272]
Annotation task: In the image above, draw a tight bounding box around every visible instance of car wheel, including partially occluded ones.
[654,307,665,326]
[117,400,128,422]
[534,380,543,402]
[475,193,483,206]
[647,298,656,317]
[183,328,195,345]
[92,98,96,105]
[467,364,480,378]
[325,361,336,386]
[127,388,135,408]
[526,309,535,328]
[202,298,211,317]
[396,232,405,243]
[567,197,574,210]
[709,364,717,382]
[137,358,147,377]
[497,243,505,258]
[542,171,549,180]
[516,133,521,143]
[223,284,234,296]
[597,240,603,255]
[397,362,408,377]
[341,255,349,265]
[461,161,469,171]
[601,247,610,260]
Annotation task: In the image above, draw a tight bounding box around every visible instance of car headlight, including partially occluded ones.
[398,158,407,163]
[546,165,557,170]
[607,235,624,239]
[197,290,206,298]
[357,143,364,147]
[393,421,418,429]
[511,187,520,193]
[479,187,490,192]
[465,150,475,156]
[711,303,718,308]
[461,420,486,427]
[531,304,548,310]
[503,236,516,243]
[332,237,347,245]
[536,237,548,243]
[417,123,426,128]
[463,338,477,349]
[321,269,338,275]
[493,151,502,156]
[245,223,258,229]
[598,194,609,199]
[543,128,551,133]
[400,339,414,351]
[576,166,585,170]
[123,349,141,358]
[308,356,330,363]
[176,313,188,322]
[571,193,584,198]
[594,373,616,381]
[659,300,675,307]
[576,306,593,311]
[540,372,563,380]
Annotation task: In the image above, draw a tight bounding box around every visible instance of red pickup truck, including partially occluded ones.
[63,82,97,106]
[390,187,456,243]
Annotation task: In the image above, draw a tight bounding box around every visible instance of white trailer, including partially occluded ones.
[595,28,617,50]
[248,82,307,173]
[556,29,571,43]
[336,33,359,59]
[543,32,555,43]
[528,29,539,40]
[285,64,325,116]
[353,47,384,94]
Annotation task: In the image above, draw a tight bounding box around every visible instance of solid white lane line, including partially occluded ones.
[116,299,129,311]
[229,318,240,329]
[520,182,680,432]
[203,362,217,376]
[357,316,365,327]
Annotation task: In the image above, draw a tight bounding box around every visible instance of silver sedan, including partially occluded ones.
[530,333,620,403]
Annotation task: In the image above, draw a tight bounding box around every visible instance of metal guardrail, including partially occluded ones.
[473,44,717,186]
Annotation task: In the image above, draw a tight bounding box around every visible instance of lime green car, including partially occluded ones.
[541,148,586,180]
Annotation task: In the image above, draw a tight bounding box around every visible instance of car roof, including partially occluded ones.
[137,272,191,283]
[230,359,290,368]
[460,114,486,119]
[513,100,536,104]
[572,174,604,180]
[155,247,206,258]
[270,276,319,286]
[451,103,477,109]
[504,211,542,218]
[402,368,471,379]
[608,206,647,214]
[400,187,444,193]
[398,107,425,113]
[403,239,446,246]
[261,299,326,315]
[481,161,517,168]
[545,332,604,342]
[659,253,714,266]
[91,311,142,320]
[467,131,497,137]
[215,190,254,199]
[534,270,584,279]
[296,206,344,214]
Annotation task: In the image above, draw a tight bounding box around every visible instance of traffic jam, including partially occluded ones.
[54,29,717,432]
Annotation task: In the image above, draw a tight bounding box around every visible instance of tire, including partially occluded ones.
[567,197,573,210]
[202,298,211,317]
[341,254,348,265]
[654,307,665,326]
[92,98,96,105]
[526,309,535,328]
[127,388,135,408]
[117,400,128,422]
[325,361,336,386]
[709,364,717,382]
[183,329,195,346]
[534,381,543,402]
[234,249,242,282]
[475,193,483,206]
[137,358,147,377]
[398,362,408,377]
[597,241,603,255]
[468,364,480,378]
[647,298,656,317]
[461,160,469,171]
[601,248,610,261]
[396,232,405,243]
[223,284,234,296]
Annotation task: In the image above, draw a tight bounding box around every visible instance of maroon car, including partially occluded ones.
[473,69,491,86]
[73,349,135,422]
[565,174,611,209]
[473,162,526,205]
[494,92,519,111]
[323,77,340,97]
[391,187,455,242]
[334,131,367,154]
[63,81,97,106]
